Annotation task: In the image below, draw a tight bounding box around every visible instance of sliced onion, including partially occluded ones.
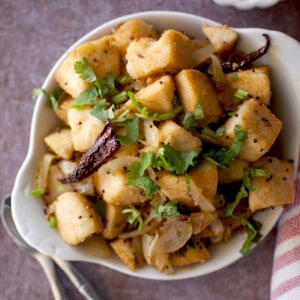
[193,43,215,66]
[97,156,138,177]
[119,218,159,239]
[140,119,159,150]
[57,160,95,196]
[32,153,57,194]
[209,54,226,83]
[142,217,192,273]
[210,218,225,243]
[142,233,173,273]
[156,217,192,252]
[190,211,217,235]
[189,179,216,213]
[209,54,235,108]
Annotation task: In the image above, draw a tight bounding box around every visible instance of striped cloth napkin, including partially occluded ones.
[271,160,300,300]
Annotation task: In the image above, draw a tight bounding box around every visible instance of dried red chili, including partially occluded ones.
[59,121,120,184]
[222,34,270,73]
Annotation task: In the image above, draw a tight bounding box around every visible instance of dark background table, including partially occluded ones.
[1,1,299,299]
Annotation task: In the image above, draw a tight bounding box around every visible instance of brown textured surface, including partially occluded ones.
[1,1,300,299]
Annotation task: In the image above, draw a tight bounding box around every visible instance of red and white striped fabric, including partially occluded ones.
[271,164,300,300]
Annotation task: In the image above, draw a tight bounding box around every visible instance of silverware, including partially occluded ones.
[1,195,102,300]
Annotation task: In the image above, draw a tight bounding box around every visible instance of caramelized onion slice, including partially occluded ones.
[190,211,218,235]
[189,179,216,213]
[142,217,192,273]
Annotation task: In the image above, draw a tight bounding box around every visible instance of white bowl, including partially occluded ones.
[11,11,300,280]
[212,0,283,10]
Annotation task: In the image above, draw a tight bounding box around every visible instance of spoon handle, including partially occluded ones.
[34,253,69,300]
[54,258,102,300]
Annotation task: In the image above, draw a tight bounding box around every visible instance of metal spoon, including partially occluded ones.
[1,195,102,300]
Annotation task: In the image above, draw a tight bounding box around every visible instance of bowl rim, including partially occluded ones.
[11,10,300,280]
[212,0,282,10]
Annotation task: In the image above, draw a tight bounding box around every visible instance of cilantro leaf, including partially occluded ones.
[182,112,198,131]
[127,152,155,180]
[127,152,160,198]
[115,118,140,145]
[72,86,99,107]
[130,176,160,199]
[223,125,247,162]
[239,217,259,255]
[195,98,204,120]
[224,165,269,255]
[74,57,97,82]
[90,99,114,121]
[155,144,199,176]
[225,184,248,217]
[122,207,143,231]
[203,125,247,167]
[32,87,63,111]
[95,73,118,97]
[153,200,180,218]
[202,126,225,138]
[111,109,131,124]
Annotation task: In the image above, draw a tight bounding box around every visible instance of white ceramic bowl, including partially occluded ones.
[11,11,300,280]
[212,0,283,10]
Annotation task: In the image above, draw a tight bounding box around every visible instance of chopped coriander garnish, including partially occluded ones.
[153,200,180,218]
[225,185,248,217]
[233,89,248,103]
[242,167,270,191]
[128,151,155,179]
[225,166,270,216]
[72,86,99,107]
[239,217,260,255]
[73,58,126,110]
[155,144,199,176]
[225,166,269,255]
[112,90,128,104]
[182,98,204,128]
[116,74,132,85]
[128,91,182,121]
[111,109,130,123]
[185,174,191,192]
[231,73,239,82]
[122,207,144,231]
[95,73,119,97]
[115,117,140,145]
[48,215,57,228]
[182,112,198,131]
[202,126,225,138]
[32,87,63,111]
[203,125,247,167]
[195,98,204,120]
[127,152,160,198]
[30,188,44,197]
[90,99,114,121]
[74,57,97,83]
